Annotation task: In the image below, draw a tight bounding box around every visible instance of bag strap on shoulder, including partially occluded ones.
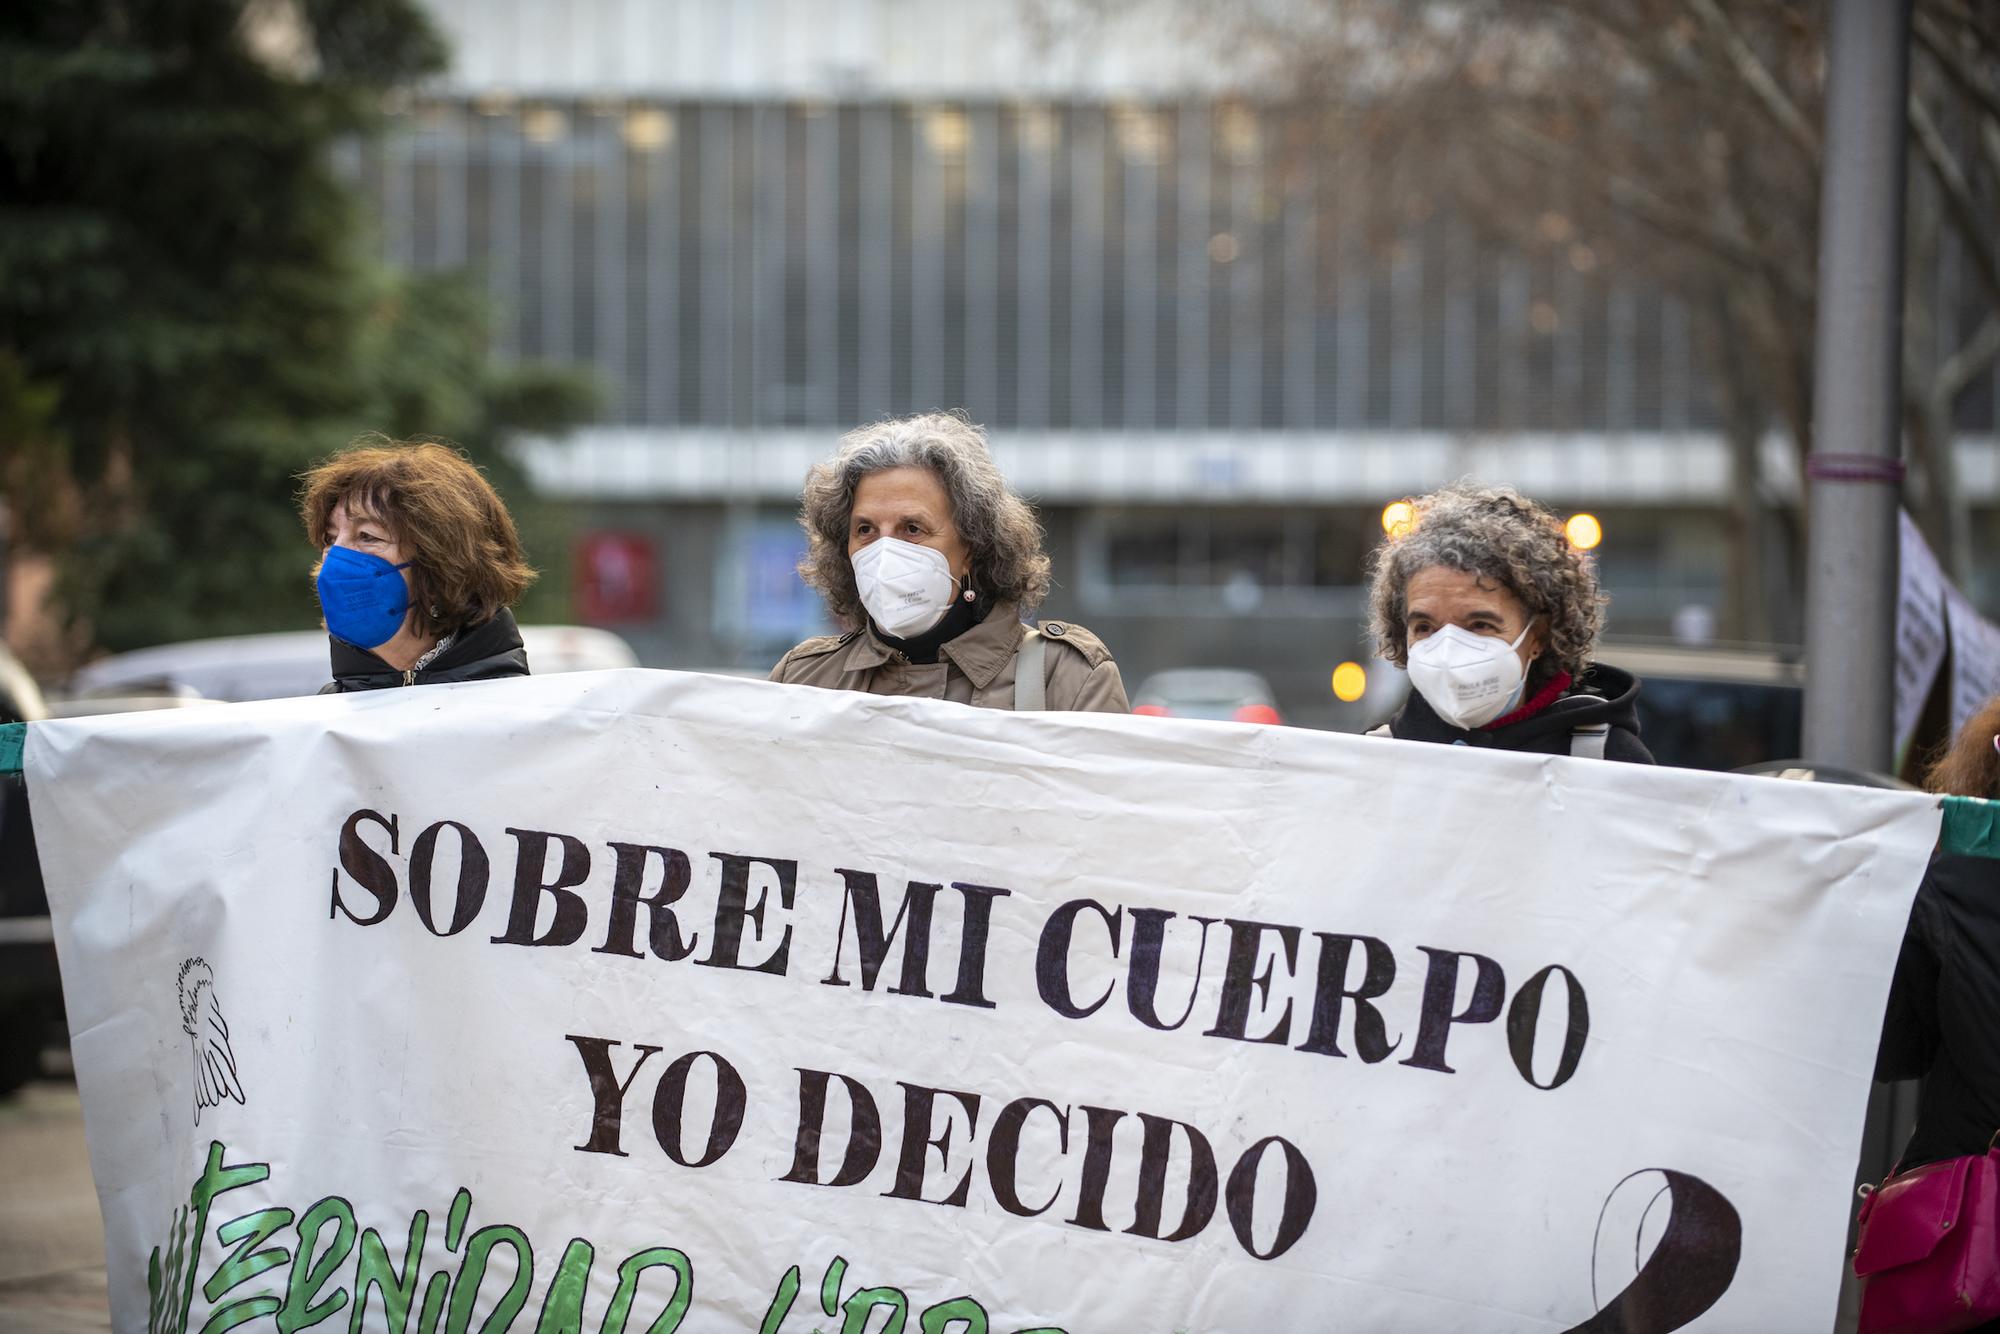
[1569,724,1610,760]
[1013,630,1047,711]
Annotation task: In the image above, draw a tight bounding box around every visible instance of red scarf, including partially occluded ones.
[1482,671,1573,731]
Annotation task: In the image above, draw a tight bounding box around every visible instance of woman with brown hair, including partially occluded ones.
[1876,696,2000,1174]
[299,438,537,691]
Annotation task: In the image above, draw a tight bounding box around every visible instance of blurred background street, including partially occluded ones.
[0,1073,108,1334]
[4,1,2000,1328]
[5,0,1997,739]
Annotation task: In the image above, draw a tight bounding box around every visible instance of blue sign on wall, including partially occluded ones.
[743,523,826,640]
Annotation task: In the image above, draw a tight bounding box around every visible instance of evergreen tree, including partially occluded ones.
[0,0,595,654]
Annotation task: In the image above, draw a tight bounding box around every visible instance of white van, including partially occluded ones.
[66,625,641,703]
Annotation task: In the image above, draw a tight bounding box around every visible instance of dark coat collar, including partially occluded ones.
[1391,662,1646,754]
[326,608,530,691]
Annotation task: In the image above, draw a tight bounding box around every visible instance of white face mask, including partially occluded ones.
[1405,621,1536,730]
[851,536,960,638]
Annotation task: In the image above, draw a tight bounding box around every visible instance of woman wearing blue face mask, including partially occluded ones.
[299,438,536,691]
[1364,484,1653,763]
[770,413,1128,713]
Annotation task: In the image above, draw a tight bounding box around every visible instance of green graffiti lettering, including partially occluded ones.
[842,1286,909,1334]
[203,1207,295,1303]
[149,1232,167,1334]
[349,1209,429,1333]
[136,1149,730,1334]
[198,1206,294,1333]
[278,1196,357,1332]
[414,1271,452,1334]
[600,1246,692,1334]
[410,1188,474,1334]
[200,1294,283,1333]
[138,1143,272,1334]
[189,1147,272,1314]
[919,1298,988,1334]
[757,1265,801,1334]
[444,1224,533,1334]
[149,1206,186,1334]
[819,1256,848,1318]
[528,1238,594,1334]
[445,1189,472,1252]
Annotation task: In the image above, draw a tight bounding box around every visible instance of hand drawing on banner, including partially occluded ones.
[177,957,244,1125]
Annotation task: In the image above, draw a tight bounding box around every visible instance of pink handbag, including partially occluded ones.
[1854,1134,2000,1334]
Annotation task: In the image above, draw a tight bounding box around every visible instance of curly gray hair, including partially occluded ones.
[1366,483,1606,685]
[796,413,1053,627]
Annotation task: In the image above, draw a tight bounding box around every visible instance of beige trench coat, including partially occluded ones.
[768,601,1129,713]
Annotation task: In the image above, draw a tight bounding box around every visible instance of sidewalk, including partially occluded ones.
[0,1080,110,1333]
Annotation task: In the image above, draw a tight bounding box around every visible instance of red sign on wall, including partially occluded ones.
[574,532,658,624]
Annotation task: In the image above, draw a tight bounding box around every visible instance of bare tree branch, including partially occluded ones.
[1913,8,2000,125]
[1687,0,1822,162]
[1939,311,2000,403]
[1929,0,2000,63]
[1489,112,1813,302]
[1908,91,2000,305]
[1540,0,1708,89]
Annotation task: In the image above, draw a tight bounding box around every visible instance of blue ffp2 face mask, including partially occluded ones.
[316,544,414,650]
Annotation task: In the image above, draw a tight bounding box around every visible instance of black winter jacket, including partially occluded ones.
[1386,662,1655,763]
[1877,852,2000,1170]
[320,609,531,693]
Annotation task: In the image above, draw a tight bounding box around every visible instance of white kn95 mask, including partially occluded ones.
[1405,621,1536,730]
[851,536,959,638]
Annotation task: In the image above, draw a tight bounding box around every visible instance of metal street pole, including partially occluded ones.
[1803,8,1916,1327]
[1801,0,1912,772]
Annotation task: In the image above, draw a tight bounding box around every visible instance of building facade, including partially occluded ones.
[352,0,2000,726]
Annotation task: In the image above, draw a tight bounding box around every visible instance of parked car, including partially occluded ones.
[67,624,641,702]
[46,693,221,719]
[1734,759,1913,790]
[1131,669,1284,724]
[1344,641,1805,771]
[1595,643,1804,772]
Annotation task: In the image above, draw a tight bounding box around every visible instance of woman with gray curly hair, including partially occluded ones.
[1365,483,1652,762]
[769,413,1129,713]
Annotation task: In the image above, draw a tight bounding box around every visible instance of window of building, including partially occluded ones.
[366,97,1723,439]
[1082,507,1377,612]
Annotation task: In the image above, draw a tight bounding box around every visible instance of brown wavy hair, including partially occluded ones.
[796,413,1052,626]
[1925,696,2000,800]
[1367,482,1607,688]
[299,437,535,637]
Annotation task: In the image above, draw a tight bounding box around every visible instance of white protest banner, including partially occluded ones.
[1945,587,2000,738]
[29,670,1941,1333]
[1896,510,1949,754]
